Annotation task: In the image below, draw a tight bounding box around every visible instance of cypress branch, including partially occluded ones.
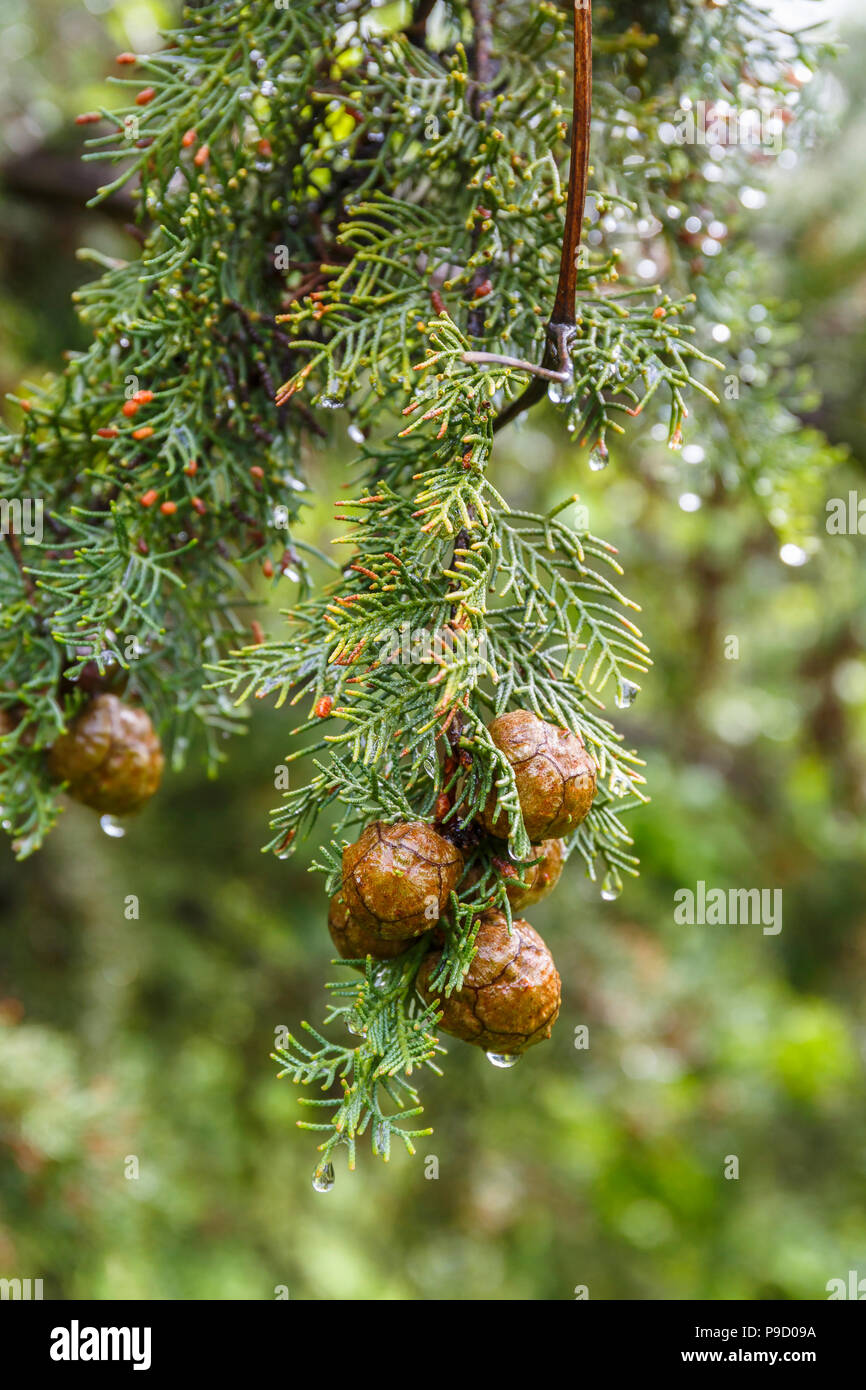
[0,0,838,1182]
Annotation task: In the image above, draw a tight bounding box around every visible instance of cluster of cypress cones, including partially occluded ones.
[330,710,597,1056]
[3,684,598,1060]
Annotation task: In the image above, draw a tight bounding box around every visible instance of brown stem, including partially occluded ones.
[552,0,593,326]
[492,0,592,432]
[470,0,495,99]
[462,350,570,383]
[1,151,136,219]
[407,0,438,46]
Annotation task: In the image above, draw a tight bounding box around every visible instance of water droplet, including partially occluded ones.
[486,1051,520,1068]
[348,423,365,444]
[100,814,126,838]
[588,443,609,472]
[600,874,623,902]
[644,357,663,388]
[315,394,345,410]
[615,680,640,709]
[373,1121,388,1151]
[312,1162,335,1193]
[346,1014,364,1036]
[547,374,575,405]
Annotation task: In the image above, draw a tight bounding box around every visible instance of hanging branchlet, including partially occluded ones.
[0,0,833,1180]
[212,0,830,1181]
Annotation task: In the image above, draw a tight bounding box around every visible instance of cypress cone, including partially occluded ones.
[341,820,463,940]
[417,909,561,1054]
[478,710,597,841]
[59,657,129,699]
[328,892,411,965]
[47,693,164,815]
[507,838,565,910]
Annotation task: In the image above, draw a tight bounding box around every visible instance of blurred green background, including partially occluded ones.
[2,0,866,1301]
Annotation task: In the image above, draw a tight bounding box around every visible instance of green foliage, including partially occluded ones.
[274,944,443,1177]
[4,0,866,1301]
[0,0,346,848]
[0,0,846,1180]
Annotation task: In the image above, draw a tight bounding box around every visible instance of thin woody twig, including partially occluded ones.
[470,0,495,99]
[462,351,570,384]
[552,0,593,326]
[407,0,437,47]
[493,0,592,432]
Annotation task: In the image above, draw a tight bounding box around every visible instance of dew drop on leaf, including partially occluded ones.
[588,443,609,472]
[312,1163,335,1194]
[601,871,623,902]
[615,679,640,709]
[644,358,663,388]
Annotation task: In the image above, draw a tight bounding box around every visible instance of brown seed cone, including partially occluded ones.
[478,709,596,841]
[507,839,565,910]
[341,820,463,941]
[59,658,129,699]
[47,693,164,815]
[461,839,564,910]
[417,909,561,1054]
[327,893,411,965]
